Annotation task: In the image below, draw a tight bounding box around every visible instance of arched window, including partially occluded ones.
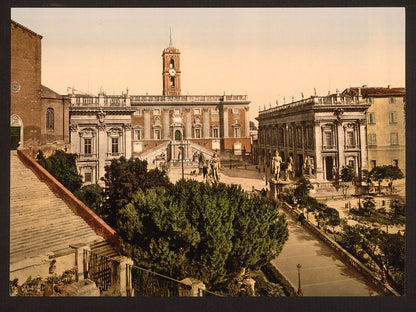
[170,77,175,87]
[175,130,181,141]
[170,58,175,68]
[46,108,54,129]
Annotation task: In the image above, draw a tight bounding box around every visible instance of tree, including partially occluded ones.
[370,166,386,194]
[325,208,341,233]
[101,156,172,227]
[361,170,373,194]
[361,197,376,217]
[340,166,355,182]
[294,177,313,204]
[75,184,105,216]
[36,150,82,194]
[115,180,288,288]
[379,233,405,271]
[383,165,404,191]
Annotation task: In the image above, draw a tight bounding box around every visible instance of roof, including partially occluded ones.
[343,87,405,97]
[11,20,43,39]
[41,85,65,99]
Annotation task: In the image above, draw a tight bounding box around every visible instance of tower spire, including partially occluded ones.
[169,27,173,47]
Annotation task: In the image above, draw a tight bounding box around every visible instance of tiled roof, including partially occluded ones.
[343,87,405,97]
[11,20,43,39]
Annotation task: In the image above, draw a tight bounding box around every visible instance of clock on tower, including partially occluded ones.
[162,38,181,96]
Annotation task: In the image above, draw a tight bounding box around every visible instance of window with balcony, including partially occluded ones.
[345,130,356,148]
[323,130,334,149]
[212,127,219,138]
[84,138,92,156]
[111,137,119,154]
[194,127,201,139]
[154,128,161,140]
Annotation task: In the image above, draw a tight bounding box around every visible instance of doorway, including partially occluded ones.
[325,156,334,181]
[11,127,20,150]
[297,154,304,177]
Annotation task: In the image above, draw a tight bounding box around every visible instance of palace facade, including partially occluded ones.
[70,43,251,184]
[342,86,406,172]
[254,91,370,181]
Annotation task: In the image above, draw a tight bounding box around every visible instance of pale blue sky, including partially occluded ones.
[11,8,405,121]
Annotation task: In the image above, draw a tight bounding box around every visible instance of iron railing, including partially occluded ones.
[83,250,113,292]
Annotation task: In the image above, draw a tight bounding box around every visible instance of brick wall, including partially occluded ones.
[11,21,42,145]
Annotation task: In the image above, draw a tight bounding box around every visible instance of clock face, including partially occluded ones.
[11,81,20,93]
[168,68,176,76]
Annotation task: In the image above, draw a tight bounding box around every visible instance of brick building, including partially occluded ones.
[254,91,370,181]
[70,42,251,184]
[11,20,70,154]
[342,86,406,173]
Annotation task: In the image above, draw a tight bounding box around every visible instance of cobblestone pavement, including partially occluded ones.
[167,165,384,296]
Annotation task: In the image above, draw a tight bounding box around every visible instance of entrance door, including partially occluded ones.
[11,127,20,150]
[325,157,333,181]
[175,130,181,141]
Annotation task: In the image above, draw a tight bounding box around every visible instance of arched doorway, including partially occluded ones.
[10,114,23,150]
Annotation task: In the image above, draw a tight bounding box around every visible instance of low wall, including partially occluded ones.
[17,149,122,251]
[279,201,400,296]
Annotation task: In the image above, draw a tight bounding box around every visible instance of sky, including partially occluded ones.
[11,8,405,122]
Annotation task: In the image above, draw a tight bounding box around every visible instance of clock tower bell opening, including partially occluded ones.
[162,38,181,96]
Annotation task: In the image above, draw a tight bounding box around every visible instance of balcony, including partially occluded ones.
[322,145,337,151]
[78,153,98,160]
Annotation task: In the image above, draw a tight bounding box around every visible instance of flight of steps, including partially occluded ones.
[10,151,106,265]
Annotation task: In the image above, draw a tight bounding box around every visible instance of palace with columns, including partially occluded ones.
[254,91,370,181]
[69,43,251,184]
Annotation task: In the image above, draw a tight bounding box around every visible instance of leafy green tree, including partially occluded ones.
[101,156,172,227]
[379,233,405,271]
[390,200,405,217]
[340,166,355,182]
[383,165,404,191]
[370,166,386,194]
[337,224,363,256]
[75,184,105,216]
[361,197,376,217]
[36,150,82,194]
[361,170,373,194]
[325,208,341,233]
[115,180,288,288]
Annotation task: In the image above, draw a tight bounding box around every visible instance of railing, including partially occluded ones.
[83,250,113,292]
[130,94,248,103]
[259,96,363,116]
[78,153,98,159]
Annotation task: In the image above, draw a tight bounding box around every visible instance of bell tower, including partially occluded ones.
[162,30,181,96]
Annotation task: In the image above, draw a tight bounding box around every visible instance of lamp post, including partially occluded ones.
[296,263,303,296]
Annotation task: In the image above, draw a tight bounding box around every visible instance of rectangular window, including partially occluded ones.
[346,131,355,147]
[368,112,375,124]
[371,160,376,169]
[84,172,92,183]
[233,107,240,114]
[213,128,219,138]
[234,126,241,138]
[324,131,333,148]
[194,108,201,115]
[390,133,398,145]
[389,111,397,124]
[389,97,395,104]
[153,109,160,116]
[134,128,142,140]
[195,128,201,139]
[84,138,92,156]
[111,137,119,154]
[369,133,376,146]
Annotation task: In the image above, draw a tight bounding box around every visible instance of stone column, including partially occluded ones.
[337,121,345,169]
[245,106,250,137]
[124,124,132,159]
[223,107,229,137]
[114,256,134,297]
[144,109,150,139]
[98,124,107,182]
[69,243,91,282]
[314,121,324,180]
[185,108,192,139]
[203,108,210,138]
[359,119,368,170]
[163,108,170,139]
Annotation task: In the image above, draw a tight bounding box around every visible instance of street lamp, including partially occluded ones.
[296,263,303,296]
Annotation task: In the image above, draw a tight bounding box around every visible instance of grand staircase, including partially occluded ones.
[10,151,106,266]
